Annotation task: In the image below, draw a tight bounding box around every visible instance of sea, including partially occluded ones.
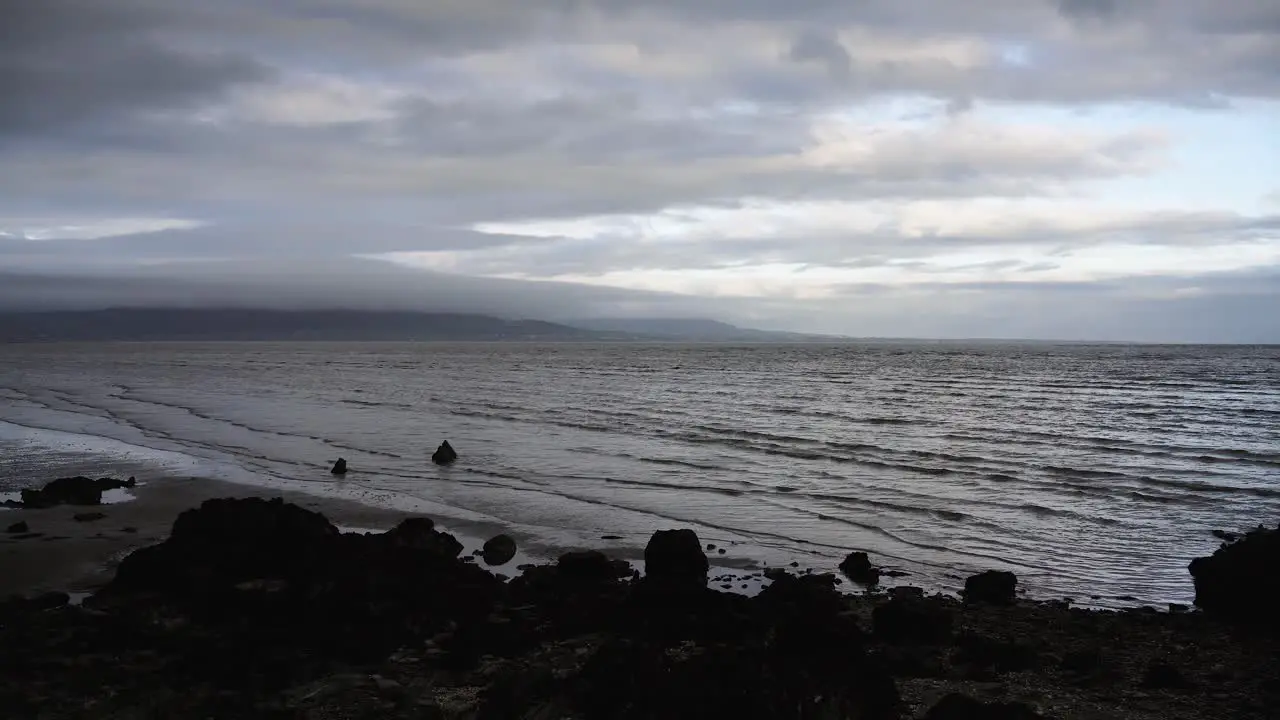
[1,341,1277,607]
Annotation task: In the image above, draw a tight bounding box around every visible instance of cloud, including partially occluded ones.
[1,0,1277,341]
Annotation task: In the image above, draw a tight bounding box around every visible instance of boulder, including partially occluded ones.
[839,551,881,585]
[383,517,463,557]
[1189,523,1279,625]
[872,596,953,644]
[557,550,631,584]
[482,534,517,565]
[925,693,1045,719]
[5,521,28,534]
[330,458,348,475]
[1141,660,1195,690]
[643,529,708,589]
[73,512,106,523]
[963,570,1018,605]
[431,441,458,465]
[15,476,135,508]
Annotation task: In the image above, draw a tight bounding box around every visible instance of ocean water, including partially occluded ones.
[1,341,1277,606]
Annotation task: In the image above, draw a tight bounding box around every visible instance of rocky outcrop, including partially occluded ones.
[431,441,458,465]
[330,458,348,475]
[839,550,881,585]
[5,521,28,534]
[482,534,517,565]
[642,528,708,589]
[1189,523,1279,625]
[963,570,1018,605]
[12,476,137,509]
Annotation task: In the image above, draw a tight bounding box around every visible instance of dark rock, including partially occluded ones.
[643,529,708,589]
[889,586,925,601]
[73,512,107,523]
[600,534,622,540]
[17,476,135,508]
[1142,660,1195,690]
[5,521,28,534]
[1212,529,1239,543]
[431,440,458,465]
[717,548,726,554]
[963,570,1018,605]
[925,693,1045,719]
[1189,523,1279,625]
[0,591,70,615]
[121,526,138,534]
[330,457,348,475]
[839,551,881,585]
[706,543,716,551]
[383,517,463,557]
[1059,646,1106,676]
[557,550,631,584]
[873,596,952,644]
[481,534,517,565]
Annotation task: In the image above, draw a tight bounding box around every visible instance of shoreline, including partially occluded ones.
[2,490,1276,718]
[0,420,1239,608]
[1,472,772,600]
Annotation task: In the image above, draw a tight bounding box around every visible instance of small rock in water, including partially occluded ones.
[330,458,348,475]
[963,570,1018,605]
[73,512,106,523]
[6,521,28,534]
[706,543,716,551]
[1211,529,1239,543]
[482,534,517,565]
[717,548,726,555]
[838,551,881,585]
[601,534,623,540]
[432,440,458,465]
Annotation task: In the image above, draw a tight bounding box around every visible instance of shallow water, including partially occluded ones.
[1,341,1276,606]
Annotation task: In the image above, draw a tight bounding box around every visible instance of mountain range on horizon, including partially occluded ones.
[0,308,846,343]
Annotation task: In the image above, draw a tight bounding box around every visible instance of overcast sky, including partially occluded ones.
[1,0,1278,341]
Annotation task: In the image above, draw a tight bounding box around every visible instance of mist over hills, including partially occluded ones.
[0,308,839,343]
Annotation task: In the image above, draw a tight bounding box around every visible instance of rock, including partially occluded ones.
[963,570,1018,605]
[643,528,708,589]
[889,586,924,601]
[383,517,463,557]
[1142,660,1195,689]
[1212,529,1239,543]
[432,440,458,465]
[706,543,716,551]
[557,550,631,584]
[1189,523,1280,625]
[717,548,726,554]
[601,534,623,540]
[482,534,517,565]
[17,476,134,508]
[73,512,107,523]
[925,693,1045,719]
[872,596,952,644]
[5,521,28,534]
[330,457,348,475]
[838,551,881,585]
[121,526,138,533]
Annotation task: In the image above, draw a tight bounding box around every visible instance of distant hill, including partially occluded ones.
[565,317,845,342]
[0,309,630,342]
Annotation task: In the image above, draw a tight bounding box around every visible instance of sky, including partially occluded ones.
[1,0,1278,341]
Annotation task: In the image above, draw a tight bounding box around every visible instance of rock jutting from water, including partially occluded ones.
[330,457,348,475]
[840,550,882,585]
[1189,522,1280,626]
[963,569,1018,605]
[481,533,517,565]
[431,440,458,465]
